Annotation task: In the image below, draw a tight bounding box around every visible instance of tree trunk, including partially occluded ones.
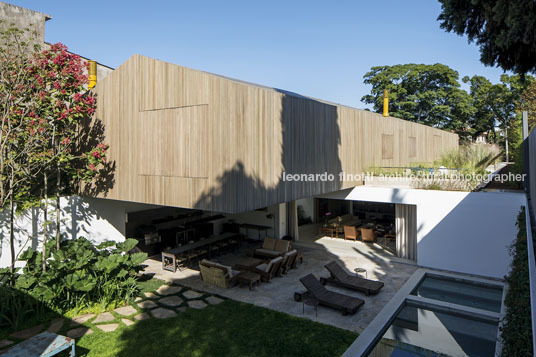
[55,165,61,250]
[9,196,15,275]
[42,173,48,272]
[505,126,509,162]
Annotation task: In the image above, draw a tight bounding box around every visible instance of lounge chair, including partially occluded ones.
[199,259,241,288]
[297,274,364,315]
[343,225,359,241]
[360,228,376,243]
[254,237,291,259]
[278,249,297,275]
[242,256,283,282]
[322,261,384,296]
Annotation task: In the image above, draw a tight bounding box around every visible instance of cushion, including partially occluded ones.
[270,256,283,265]
[284,249,297,257]
[262,237,277,250]
[274,239,290,253]
[254,248,280,257]
[256,263,269,272]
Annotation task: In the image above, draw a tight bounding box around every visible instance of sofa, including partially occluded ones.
[254,237,291,259]
[199,259,241,288]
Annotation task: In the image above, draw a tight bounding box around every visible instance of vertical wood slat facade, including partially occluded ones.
[89,55,459,213]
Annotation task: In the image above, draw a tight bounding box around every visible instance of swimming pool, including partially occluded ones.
[343,269,505,357]
[367,303,499,356]
[411,274,503,313]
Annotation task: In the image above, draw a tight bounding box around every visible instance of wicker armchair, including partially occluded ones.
[199,260,240,288]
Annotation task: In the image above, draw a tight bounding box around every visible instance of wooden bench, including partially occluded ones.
[3,332,75,357]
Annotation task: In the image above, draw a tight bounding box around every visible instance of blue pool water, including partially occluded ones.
[410,276,503,313]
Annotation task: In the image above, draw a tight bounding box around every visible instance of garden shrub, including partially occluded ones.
[12,237,147,312]
[500,207,533,356]
[0,285,50,331]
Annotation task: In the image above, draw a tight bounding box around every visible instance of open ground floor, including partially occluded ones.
[142,236,417,333]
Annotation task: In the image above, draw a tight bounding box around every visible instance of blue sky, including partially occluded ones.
[9,0,509,109]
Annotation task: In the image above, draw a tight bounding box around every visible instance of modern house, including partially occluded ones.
[0,2,523,280]
[1,3,534,356]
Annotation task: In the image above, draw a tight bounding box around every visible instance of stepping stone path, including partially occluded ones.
[183,290,203,299]
[122,319,134,326]
[67,327,93,338]
[151,307,177,319]
[206,296,224,305]
[138,300,158,309]
[135,297,143,302]
[71,313,95,326]
[133,313,150,321]
[187,300,207,309]
[114,305,137,316]
[156,285,182,296]
[0,340,12,348]
[159,295,183,307]
[93,312,114,323]
[3,284,228,353]
[96,323,119,332]
[10,324,44,339]
[47,318,64,333]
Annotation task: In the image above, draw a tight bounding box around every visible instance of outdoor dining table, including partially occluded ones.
[161,232,235,272]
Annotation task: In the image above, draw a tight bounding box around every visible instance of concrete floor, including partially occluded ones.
[142,236,417,333]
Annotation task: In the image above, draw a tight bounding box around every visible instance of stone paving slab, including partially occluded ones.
[133,313,150,321]
[158,295,183,307]
[187,300,207,309]
[71,313,95,326]
[206,296,224,305]
[151,307,177,319]
[183,290,203,299]
[93,312,115,323]
[95,323,119,332]
[0,340,12,348]
[144,292,157,299]
[114,305,137,316]
[9,324,44,339]
[156,285,182,296]
[67,327,93,338]
[47,318,64,333]
[122,318,135,326]
[138,300,158,309]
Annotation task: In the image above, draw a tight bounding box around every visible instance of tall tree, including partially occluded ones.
[519,80,536,130]
[361,63,473,137]
[1,27,108,272]
[437,0,536,74]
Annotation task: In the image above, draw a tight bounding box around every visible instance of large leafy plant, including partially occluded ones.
[12,238,147,312]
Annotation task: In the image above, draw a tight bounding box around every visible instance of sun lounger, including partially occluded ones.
[322,261,384,296]
[297,274,364,315]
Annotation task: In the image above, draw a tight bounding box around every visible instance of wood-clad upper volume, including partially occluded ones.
[87,55,458,213]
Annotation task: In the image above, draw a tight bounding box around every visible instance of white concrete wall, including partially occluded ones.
[0,196,158,268]
[319,187,525,279]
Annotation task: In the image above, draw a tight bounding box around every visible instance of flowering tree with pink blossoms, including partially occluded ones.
[0,26,108,272]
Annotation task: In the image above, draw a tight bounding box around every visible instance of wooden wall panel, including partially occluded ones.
[88,55,459,213]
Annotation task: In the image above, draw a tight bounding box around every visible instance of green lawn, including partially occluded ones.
[75,300,357,357]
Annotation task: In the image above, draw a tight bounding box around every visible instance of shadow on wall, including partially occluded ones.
[0,96,117,267]
[78,109,117,198]
[193,91,343,214]
[416,191,524,279]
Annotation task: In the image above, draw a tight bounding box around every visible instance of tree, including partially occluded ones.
[361,63,473,137]
[1,25,108,273]
[519,80,536,130]
[437,0,536,75]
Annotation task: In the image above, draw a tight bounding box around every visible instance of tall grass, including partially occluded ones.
[438,144,502,173]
